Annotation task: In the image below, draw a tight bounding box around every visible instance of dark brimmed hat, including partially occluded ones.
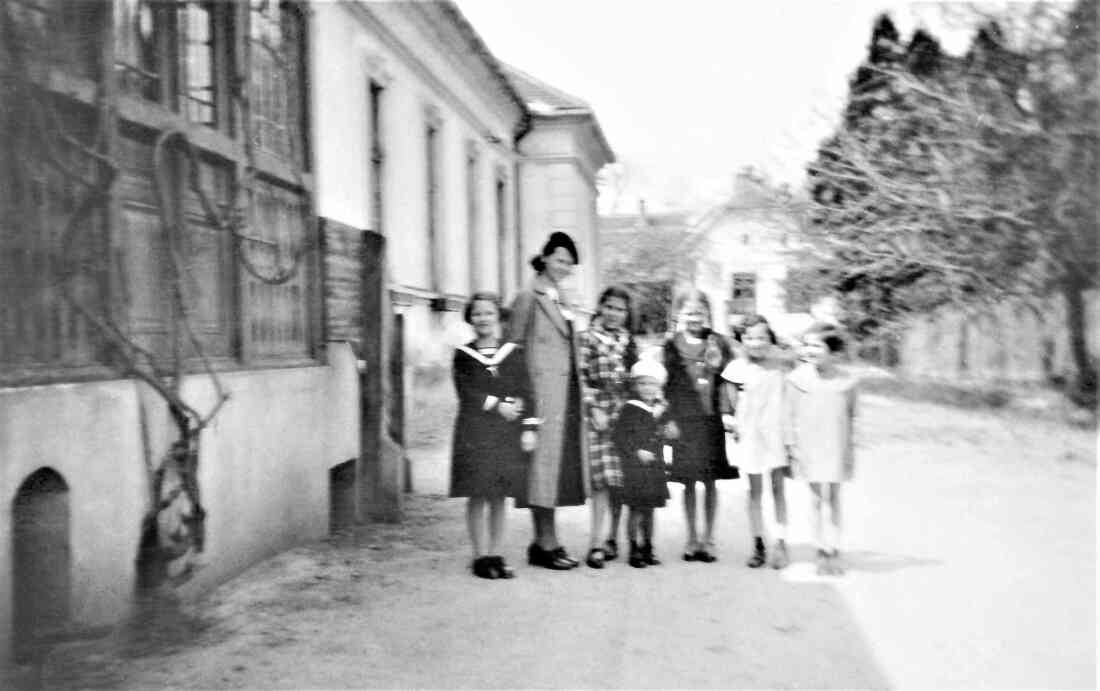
[540,231,579,264]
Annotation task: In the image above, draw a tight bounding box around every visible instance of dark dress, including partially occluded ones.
[612,400,671,509]
[664,330,739,483]
[449,342,534,499]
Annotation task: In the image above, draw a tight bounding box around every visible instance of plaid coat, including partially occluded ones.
[578,319,638,491]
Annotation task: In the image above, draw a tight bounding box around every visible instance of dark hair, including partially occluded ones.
[737,314,778,344]
[530,231,579,273]
[597,285,634,324]
[463,291,502,324]
[803,322,846,353]
[672,288,713,326]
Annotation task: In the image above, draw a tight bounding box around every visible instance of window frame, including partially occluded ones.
[0,0,320,387]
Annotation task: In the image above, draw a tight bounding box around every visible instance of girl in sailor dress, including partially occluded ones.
[451,292,538,579]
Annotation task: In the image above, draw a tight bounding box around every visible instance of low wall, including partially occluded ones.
[898,292,1100,385]
[0,343,359,663]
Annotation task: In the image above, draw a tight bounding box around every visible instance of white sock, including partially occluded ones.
[773,524,786,541]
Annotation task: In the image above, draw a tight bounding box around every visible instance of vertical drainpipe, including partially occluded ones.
[512,109,532,299]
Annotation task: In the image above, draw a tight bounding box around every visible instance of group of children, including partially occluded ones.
[449,285,858,579]
[584,288,857,576]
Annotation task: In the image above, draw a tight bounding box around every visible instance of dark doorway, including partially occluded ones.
[12,467,71,661]
[328,459,357,533]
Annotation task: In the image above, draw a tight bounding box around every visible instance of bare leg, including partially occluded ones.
[809,482,825,549]
[702,479,718,547]
[769,468,790,568]
[828,484,843,550]
[627,507,641,544]
[589,488,609,549]
[531,507,556,550]
[683,482,699,552]
[545,507,560,549]
[467,497,488,558]
[609,497,623,545]
[487,497,506,556]
[770,467,788,538]
[747,474,765,538]
[827,483,844,574]
[810,483,828,575]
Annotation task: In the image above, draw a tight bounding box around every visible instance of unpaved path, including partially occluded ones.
[29,392,1096,689]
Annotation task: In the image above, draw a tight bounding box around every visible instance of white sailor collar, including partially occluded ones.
[456,341,517,367]
[625,399,663,416]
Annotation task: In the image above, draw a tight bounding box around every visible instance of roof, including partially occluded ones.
[600,210,691,232]
[502,63,615,163]
[439,2,529,124]
[502,64,593,114]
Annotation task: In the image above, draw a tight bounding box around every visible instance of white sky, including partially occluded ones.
[455,0,983,213]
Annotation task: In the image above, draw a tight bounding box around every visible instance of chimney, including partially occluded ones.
[638,198,647,220]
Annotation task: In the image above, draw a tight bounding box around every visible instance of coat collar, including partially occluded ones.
[533,277,570,337]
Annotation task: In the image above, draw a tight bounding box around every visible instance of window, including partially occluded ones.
[465,141,480,294]
[1,0,316,382]
[114,0,232,129]
[730,272,756,315]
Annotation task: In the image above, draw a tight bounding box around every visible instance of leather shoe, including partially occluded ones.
[527,543,574,570]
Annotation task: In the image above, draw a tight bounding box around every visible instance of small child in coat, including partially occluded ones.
[613,359,674,568]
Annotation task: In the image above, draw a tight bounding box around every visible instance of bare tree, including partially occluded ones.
[804,3,1097,404]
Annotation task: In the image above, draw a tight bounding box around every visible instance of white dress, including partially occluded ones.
[721,355,789,474]
[783,363,857,482]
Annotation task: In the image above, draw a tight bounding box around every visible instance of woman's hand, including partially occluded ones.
[663,420,680,440]
[721,413,736,432]
[590,407,610,432]
[521,430,537,452]
[497,400,520,422]
[785,444,799,467]
[637,449,656,463]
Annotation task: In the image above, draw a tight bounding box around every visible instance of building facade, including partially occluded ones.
[311,0,613,504]
[0,0,358,663]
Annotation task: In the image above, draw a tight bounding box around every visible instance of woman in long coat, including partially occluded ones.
[507,232,588,570]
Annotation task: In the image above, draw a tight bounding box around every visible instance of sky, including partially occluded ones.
[456,0,982,214]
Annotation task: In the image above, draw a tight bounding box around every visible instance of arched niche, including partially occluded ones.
[12,467,71,661]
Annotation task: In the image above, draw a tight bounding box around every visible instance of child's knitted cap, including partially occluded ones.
[630,358,667,385]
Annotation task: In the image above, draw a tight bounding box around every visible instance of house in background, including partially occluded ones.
[693,168,825,340]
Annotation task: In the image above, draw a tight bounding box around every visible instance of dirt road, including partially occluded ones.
[29,391,1096,689]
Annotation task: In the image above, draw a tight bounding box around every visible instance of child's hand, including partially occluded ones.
[497,400,520,421]
[521,430,537,453]
[637,450,656,463]
[590,407,610,432]
[721,413,736,432]
[652,401,667,418]
[663,421,680,440]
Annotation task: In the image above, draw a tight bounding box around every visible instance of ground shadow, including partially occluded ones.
[784,542,943,574]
